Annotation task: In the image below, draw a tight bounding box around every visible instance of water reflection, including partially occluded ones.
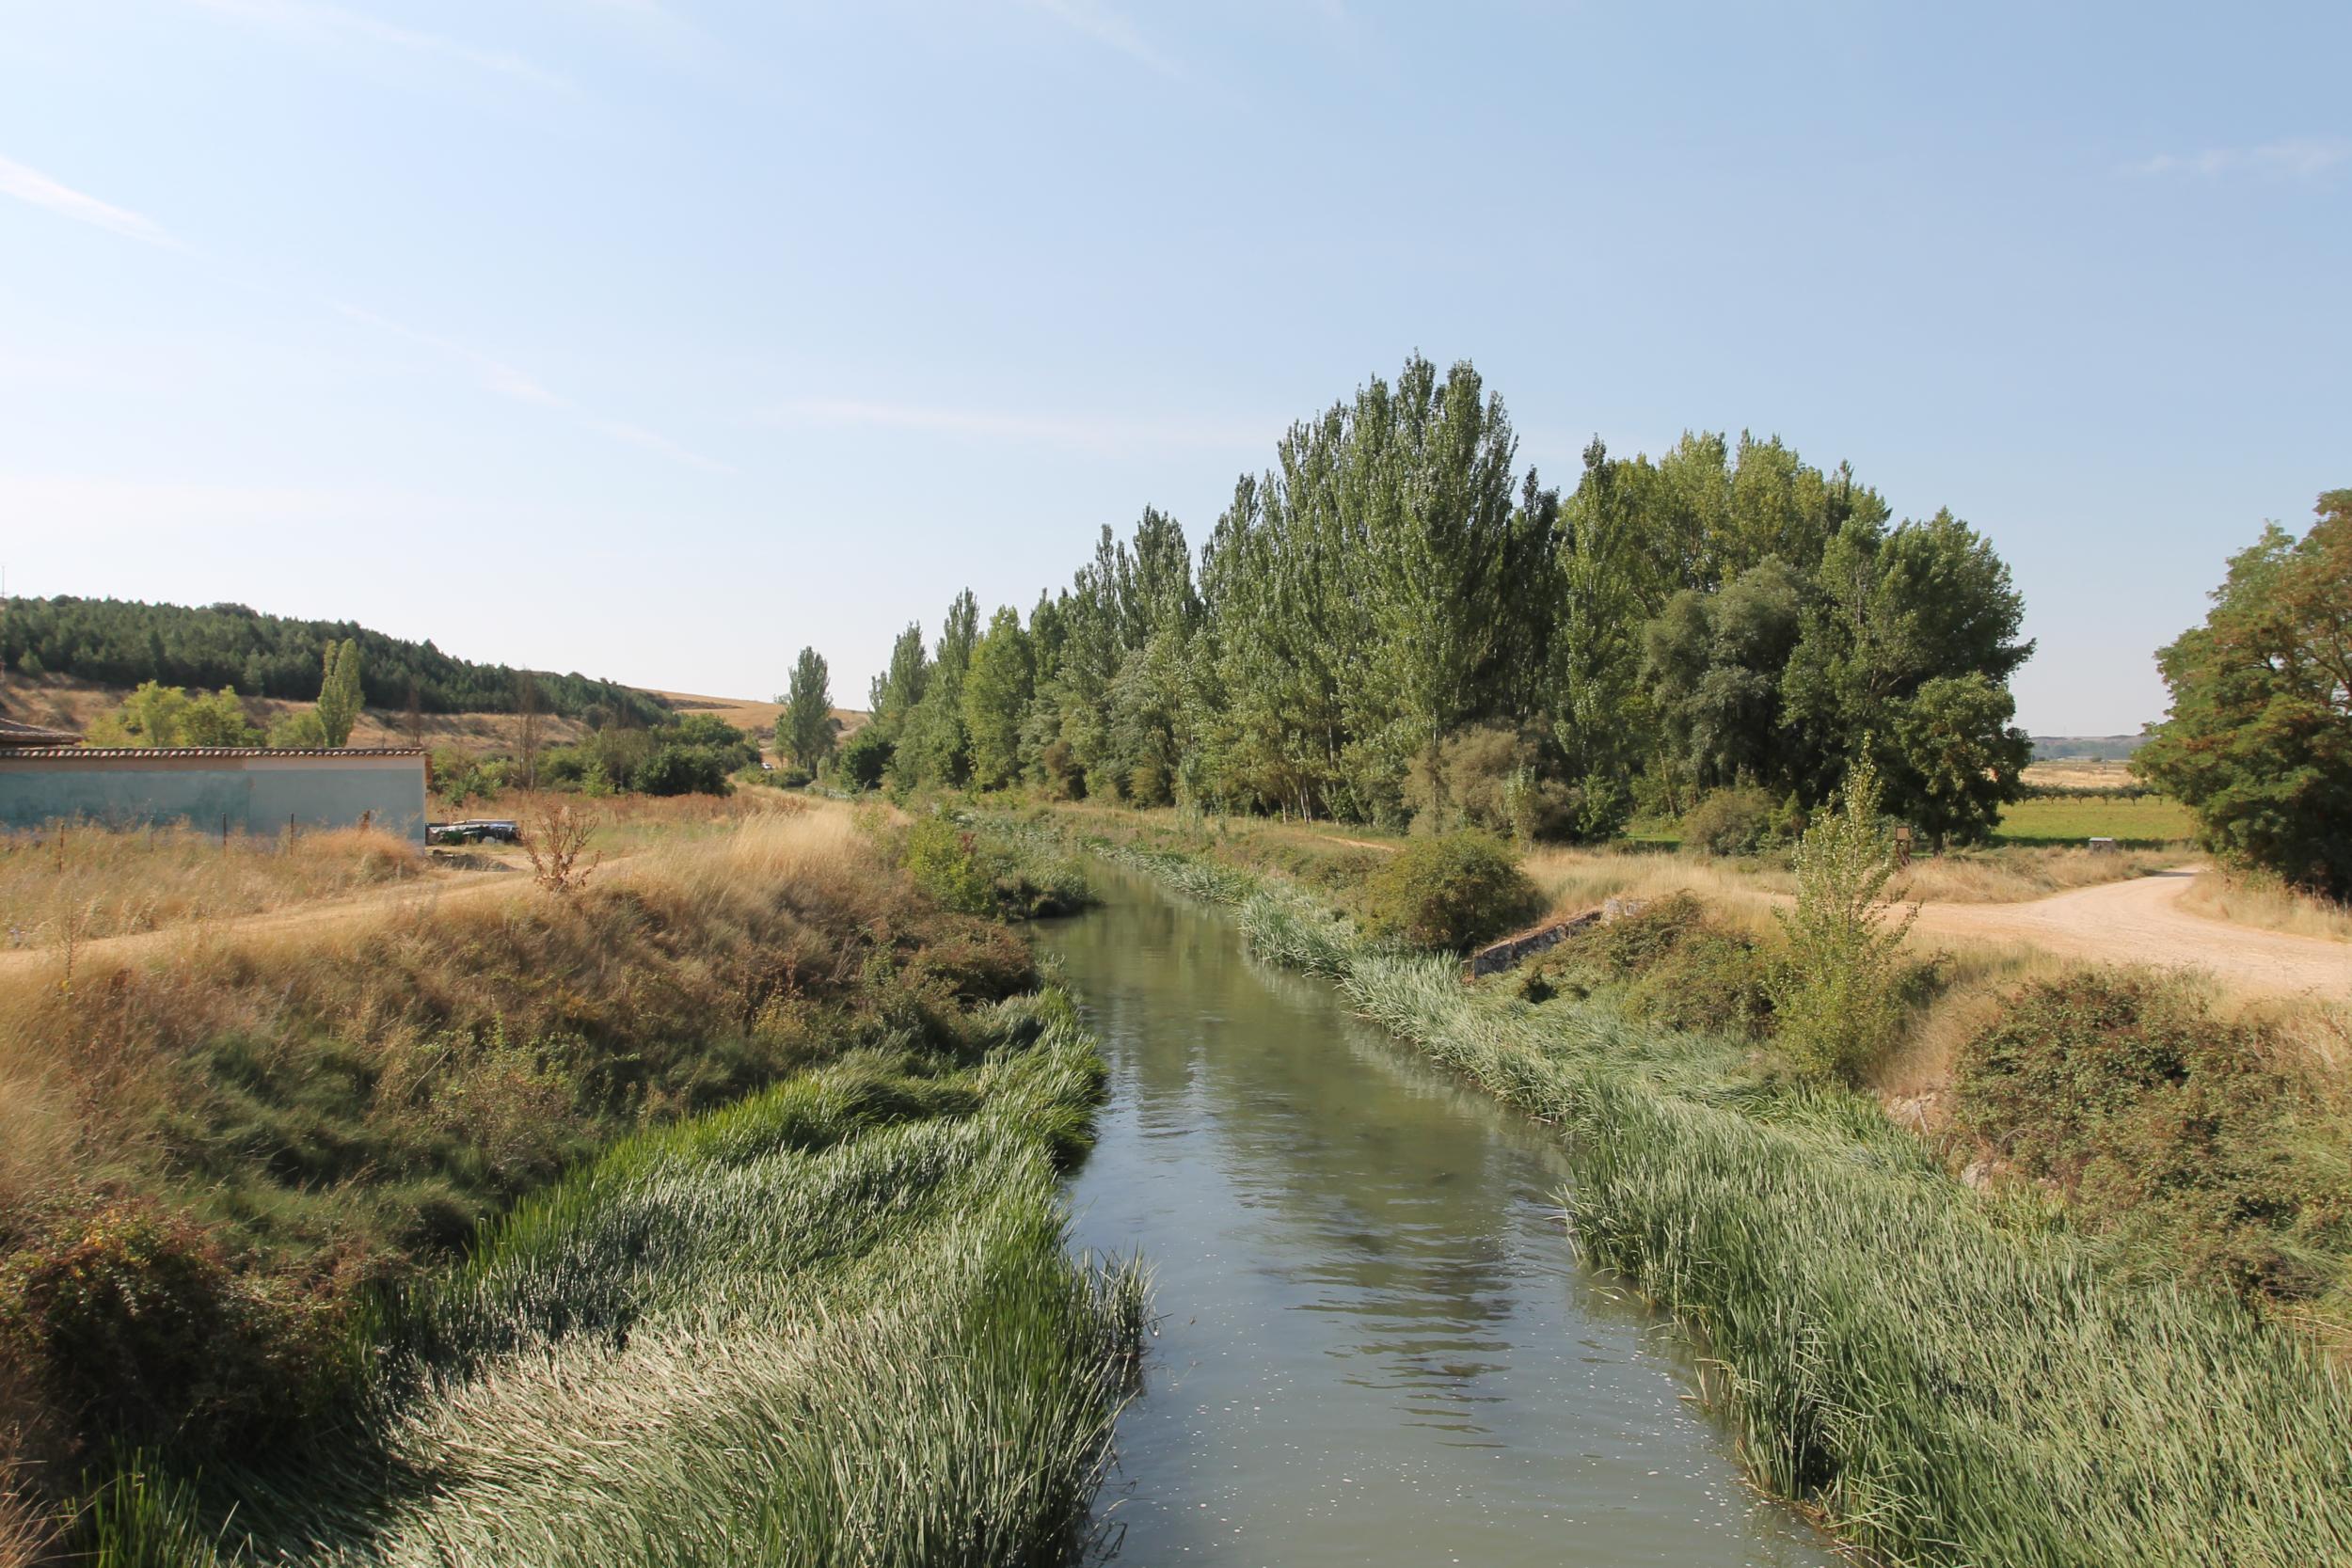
[1047,869,1836,1568]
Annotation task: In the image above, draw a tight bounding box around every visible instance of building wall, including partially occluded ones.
[0,753,428,842]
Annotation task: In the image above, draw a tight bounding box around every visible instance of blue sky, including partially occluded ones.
[1,1,2344,733]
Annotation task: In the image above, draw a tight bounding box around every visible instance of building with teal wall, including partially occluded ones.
[0,748,429,842]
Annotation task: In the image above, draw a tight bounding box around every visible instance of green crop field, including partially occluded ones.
[1993,794,2197,847]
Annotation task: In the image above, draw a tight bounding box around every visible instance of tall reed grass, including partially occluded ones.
[1065,820,2352,1566]
[85,995,1144,1567]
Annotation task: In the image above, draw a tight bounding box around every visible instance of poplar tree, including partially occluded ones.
[867,624,930,736]
[781,646,838,769]
[961,607,1034,790]
[315,639,362,747]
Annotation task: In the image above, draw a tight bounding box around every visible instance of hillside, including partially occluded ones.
[0,673,593,754]
[0,674,867,759]
[0,595,668,725]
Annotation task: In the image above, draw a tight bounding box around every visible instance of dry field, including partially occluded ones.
[2019,757,2140,790]
[654,689,869,747]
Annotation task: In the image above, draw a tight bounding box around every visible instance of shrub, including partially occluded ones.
[1680,785,1782,856]
[834,725,893,791]
[0,1200,337,1456]
[902,816,998,916]
[1359,831,1543,951]
[1768,757,1917,1083]
[638,743,736,797]
[1954,971,2352,1302]
[1533,893,1775,1038]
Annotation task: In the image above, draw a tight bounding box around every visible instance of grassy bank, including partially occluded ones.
[0,802,1138,1564]
[88,993,1142,1567]
[1045,816,2352,1567]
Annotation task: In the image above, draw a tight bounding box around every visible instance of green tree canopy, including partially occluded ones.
[961,607,1034,791]
[780,646,839,770]
[2137,491,2352,897]
[867,623,930,736]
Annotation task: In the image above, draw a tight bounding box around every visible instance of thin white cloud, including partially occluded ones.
[756,395,1266,455]
[1022,0,1184,80]
[182,0,567,90]
[0,153,177,247]
[2125,137,2352,181]
[339,304,734,475]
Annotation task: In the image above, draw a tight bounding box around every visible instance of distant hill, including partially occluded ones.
[2031,735,2147,762]
[654,690,870,742]
[0,596,670,725]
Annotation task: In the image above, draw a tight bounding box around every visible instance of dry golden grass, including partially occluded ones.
[1518,841,2164,924]
[2179,870,2352,943]
[1885,845,2171,903]
[0,824,427,948]
[1521,846,1785,932]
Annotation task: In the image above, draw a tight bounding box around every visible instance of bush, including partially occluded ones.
[901,816,998,917]
[900,816,1093,921]
[0,1200,338,1456]
[430,747,501,805]
[1954,972,2352,1302]
[1359,831,1543,951]
[834,725,893,791]
[637,744,736,797]
[1680,785,1782,856]
[1531,893,1776,1037]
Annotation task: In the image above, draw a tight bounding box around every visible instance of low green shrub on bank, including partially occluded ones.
[1530,894,1776,1039]
[1061,818,2352,1567]
[901,812,1095,920]
[1956,971,2352,1305]
[1359,830,1542,951]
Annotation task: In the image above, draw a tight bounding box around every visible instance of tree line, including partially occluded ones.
[832,354,2036,846]
[0,596,669,726]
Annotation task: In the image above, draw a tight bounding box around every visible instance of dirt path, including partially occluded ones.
[0,858,627,977]
[1909,868,2350,1002]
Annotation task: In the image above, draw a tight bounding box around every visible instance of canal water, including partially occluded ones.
[1042,869,1836,1568]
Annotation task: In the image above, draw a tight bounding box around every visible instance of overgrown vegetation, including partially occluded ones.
[0,806,1133,1559]
[1955,971,2352,1307]
[62,998,1143,1567]
[1,595,667,723]
[899,812,1094,921]
[436,712,761,804]
[1526,894,1777,1040]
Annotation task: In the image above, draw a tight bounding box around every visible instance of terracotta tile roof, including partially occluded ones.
[0,718,83,746]
[0,746,428,760]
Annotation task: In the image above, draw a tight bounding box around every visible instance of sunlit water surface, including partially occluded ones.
[1044,870,1838,1568]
